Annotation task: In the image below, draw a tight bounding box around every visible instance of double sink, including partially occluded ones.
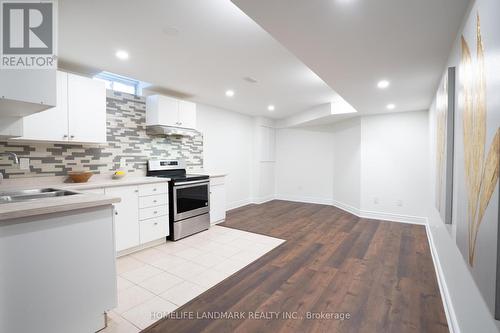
[0,188,79,204]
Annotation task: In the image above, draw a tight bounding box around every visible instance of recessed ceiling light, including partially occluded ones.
[386,103,396,110]
[243,76,258,84]
[225,90,235,97]
[377,80,390,89]
[267,105,275,111]
[115,50,129,60]
[162,26,180,36]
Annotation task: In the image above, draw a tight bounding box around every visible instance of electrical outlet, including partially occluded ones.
[373,197,379,204]
[397,200,403,207]
[19,158,30,170]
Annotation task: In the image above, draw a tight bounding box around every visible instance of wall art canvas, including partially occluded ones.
[455,2,500,319]
[435,67,455,225]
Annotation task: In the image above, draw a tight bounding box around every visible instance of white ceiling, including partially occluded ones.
[58,0,336,119]
[232,0,470,116]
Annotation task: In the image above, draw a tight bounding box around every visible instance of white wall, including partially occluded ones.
[274,113,430,222]
[196,104,254,209]
[360,111,430,219]
[197,105,276,209]
[275,128,334,204]
[252,117,276,203]
[332,117,361,210]
[426,0,500,331]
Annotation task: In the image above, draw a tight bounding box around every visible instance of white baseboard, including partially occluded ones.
[252,195,275,205]
[227,195,276,211]
[210,219,225,226]
[359,209,427,225]
[226,198,253,211]
[425,222,458,333]
[229,196,427,225]
[331,200,361,216]
[275,194,334,206]
[331,199,427,225]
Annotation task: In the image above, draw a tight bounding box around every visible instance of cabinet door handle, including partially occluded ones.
[153,200,157,203]
[63,134,68,139]
[153,188,157,191]
[154,222,158,226]
[70,135,75,139]
[134,189,139,193]
[153,211,158,214]
[115,211,118,215]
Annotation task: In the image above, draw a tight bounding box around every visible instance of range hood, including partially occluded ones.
[146,125,200,137]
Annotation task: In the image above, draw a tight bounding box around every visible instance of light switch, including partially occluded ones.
[19,158,30,170]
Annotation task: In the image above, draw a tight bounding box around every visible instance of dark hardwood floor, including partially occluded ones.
[144,200,448,333]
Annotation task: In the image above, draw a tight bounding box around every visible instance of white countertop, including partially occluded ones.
[0,193,121,221]
[0,174,170,192]
[190,170,227,178]
[0,175,170,221]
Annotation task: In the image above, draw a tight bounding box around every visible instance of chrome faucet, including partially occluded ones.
[0,152,19,183]
[0,152,19,164]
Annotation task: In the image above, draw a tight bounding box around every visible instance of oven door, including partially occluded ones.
[173,180,210,221]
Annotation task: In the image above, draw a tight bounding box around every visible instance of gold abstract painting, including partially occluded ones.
[435,73,448,212]
[460,13,500,266]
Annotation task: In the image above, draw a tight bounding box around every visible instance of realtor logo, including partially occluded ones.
[1,0,57,68]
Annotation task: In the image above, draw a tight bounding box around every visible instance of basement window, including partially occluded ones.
[94,72,139,95]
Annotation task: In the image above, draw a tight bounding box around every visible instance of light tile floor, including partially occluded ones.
[102,226,285,332]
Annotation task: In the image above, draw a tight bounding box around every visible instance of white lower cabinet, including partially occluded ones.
[140,217,168,244]
[139,194,167,208]
[210,176,226,224]
[105,186,140,252]
[105,182,169,253]
[139,205,168,221]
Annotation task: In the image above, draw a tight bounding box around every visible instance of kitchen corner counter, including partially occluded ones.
[59,176,171,190]
[190,170,227,178]
[0,193,121,221]
[0,175,172,221]
[0,175,170,192]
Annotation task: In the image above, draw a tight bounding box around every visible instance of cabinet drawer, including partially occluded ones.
[139,205,168,220]
[138,183,168,196]
[139,194,168,208]
[140,216,169,244]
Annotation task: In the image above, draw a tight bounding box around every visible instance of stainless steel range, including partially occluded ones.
[147,159,210,241]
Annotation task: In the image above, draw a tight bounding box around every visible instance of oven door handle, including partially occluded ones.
[174,179,209,186]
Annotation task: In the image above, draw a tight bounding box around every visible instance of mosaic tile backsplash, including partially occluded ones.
[0,91,203,179]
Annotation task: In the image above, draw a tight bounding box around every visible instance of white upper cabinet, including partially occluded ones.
[178,100,197,129]
[146,95,179,127]
[0,117,23,138]
[0,69,56,117]
[18,71,69,141]
[67,73,107,143]
[146,94,196,130]
[15,71,107,143]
